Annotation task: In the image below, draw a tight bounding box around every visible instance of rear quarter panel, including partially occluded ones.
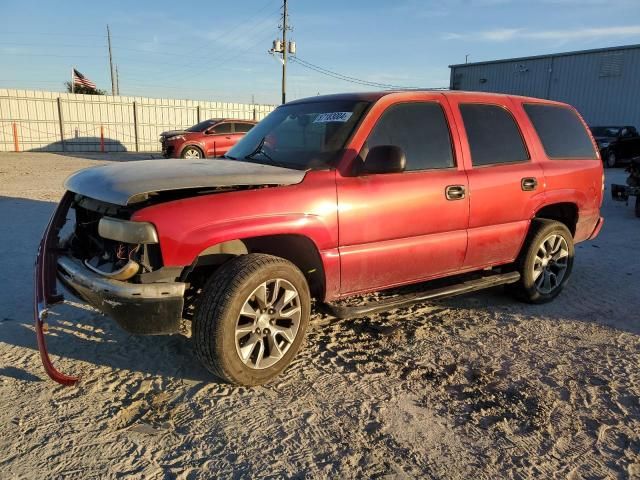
[509,97,603,242]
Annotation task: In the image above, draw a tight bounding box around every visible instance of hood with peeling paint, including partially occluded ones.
[64,159,306,206]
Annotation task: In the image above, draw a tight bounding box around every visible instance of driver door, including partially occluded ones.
[204,122,234,157]
[336,99,469,295]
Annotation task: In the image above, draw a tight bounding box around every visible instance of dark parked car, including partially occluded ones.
[160,118,256,159]
[590,125,640,168]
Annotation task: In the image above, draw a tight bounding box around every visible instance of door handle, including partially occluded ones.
[521,177,538,191]
[445,185,466,200]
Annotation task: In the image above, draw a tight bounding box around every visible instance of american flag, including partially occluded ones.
[73,69,97,89]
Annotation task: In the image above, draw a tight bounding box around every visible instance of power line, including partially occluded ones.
[153,0,280,80]
[150,14,279,82]
[0,52,107,59]
[291,56,427,90]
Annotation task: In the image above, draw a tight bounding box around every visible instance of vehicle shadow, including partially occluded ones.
[29,136,163,162]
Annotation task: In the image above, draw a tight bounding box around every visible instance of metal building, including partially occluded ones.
[449,44,640,128]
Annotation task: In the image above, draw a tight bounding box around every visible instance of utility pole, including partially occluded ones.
[269,1,294,104]
[115,65,120,95]
[281,0,287,104]
[107,25,116,96]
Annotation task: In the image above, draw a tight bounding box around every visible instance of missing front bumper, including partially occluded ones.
[57,256,186,335]
[34,192,187,386]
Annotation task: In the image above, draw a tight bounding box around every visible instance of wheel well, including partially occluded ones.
[534,203,578,236]
[185,234,326,300]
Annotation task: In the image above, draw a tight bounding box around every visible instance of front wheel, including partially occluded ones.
[181,146,203,159]
[193,254,310,386]
[509,219,574,304]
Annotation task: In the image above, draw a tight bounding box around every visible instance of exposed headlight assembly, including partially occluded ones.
[98,217,158,244]
[167,135,185,141]
[599,141,610,148]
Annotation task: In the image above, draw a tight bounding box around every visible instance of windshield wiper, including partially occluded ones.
[244,136,276,164]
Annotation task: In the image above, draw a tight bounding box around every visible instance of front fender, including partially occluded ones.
[164,213,335,267]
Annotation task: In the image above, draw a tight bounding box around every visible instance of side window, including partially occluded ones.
[366,102,454,171]
[210,122,232,134]
[523,104,597,159]
[234,123,254,133]
[460,104,529,166]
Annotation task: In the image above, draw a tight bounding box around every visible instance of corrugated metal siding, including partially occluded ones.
[450,45,640,127]
[0,89,276,152]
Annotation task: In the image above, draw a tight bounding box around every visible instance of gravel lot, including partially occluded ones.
[0,152,639,479]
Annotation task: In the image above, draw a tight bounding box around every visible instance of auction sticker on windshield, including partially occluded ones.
[314,112,353,123]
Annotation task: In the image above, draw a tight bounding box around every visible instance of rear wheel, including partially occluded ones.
[193,254,310,386]
[509,219,574,304]
[181,146,203,159]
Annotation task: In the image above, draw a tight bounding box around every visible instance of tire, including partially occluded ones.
[509,219,574,304]
[193,254,311,386]
[181,145,204,159]
[635,196,640,218]
[605,150,617,168]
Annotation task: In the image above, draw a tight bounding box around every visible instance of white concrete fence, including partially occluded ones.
[0,89,275,153]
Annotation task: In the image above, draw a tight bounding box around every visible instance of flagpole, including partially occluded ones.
[71,67,75,94]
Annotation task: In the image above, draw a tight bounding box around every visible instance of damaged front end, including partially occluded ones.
[34,192,187,385]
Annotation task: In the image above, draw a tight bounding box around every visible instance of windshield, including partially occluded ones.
[226,100,370,170]
[187,119,221,132]
[590,126,621,137]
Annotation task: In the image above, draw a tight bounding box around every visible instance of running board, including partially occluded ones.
[320,271,521,320]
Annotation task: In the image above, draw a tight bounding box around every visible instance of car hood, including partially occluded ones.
[594,136,616,143]
[160,129,189,138]
[64,159,306,206]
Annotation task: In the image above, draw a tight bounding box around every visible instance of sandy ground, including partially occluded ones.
[0,152,638,479]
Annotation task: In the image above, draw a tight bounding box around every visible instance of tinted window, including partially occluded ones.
[210,122,232,134]
[187,119,221,132]
[366,102,454,171]
[524,104,597,159]
[591,126,621,137]
[460,104,529,166]
[234,123,254,133]
[227,100,370,170]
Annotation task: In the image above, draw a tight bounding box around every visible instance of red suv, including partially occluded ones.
[36,91,604,386]
[160,118,256,159]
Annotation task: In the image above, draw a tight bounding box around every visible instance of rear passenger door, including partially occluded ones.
[446,97,545,269]
[337,98,469,295]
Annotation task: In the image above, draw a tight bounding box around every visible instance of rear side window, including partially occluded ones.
[234,123,254,133]
[366,102,454,171]
[523,104,597,159]
[460,104,529,166]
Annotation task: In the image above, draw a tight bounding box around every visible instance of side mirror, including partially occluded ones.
[362,145,406,174]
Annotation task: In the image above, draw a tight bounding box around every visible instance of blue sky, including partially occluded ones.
[1,0,639,105]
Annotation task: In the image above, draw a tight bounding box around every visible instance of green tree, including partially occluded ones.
[64,82,107,95]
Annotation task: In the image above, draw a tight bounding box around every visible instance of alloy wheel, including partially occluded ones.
[234,278,301,369]
[532,234,569,295]
[184,148,201,159]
